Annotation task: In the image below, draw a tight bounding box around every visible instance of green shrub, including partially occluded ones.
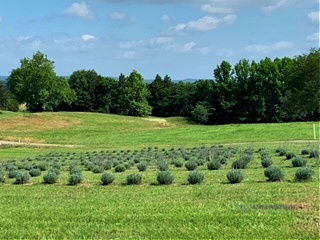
[157,161,169,171]
[29,168,42,177]
[240,154,253,162]
[218,156,228,165]
[92,165,104,174]
[137,162,148,172]
[196,158,206,166]
[126,173,142,185]
[103,161,113,170]
[37,162,48,171]
[207,160,222,170]
[301,149,310,155]
[173,160,183,168]
[185,161,198,171]
[69,172,83,185]
[261,157,273,168]
[264,166,284,182]
[14,172,31,184]
[285,152,296,160]
[232,158,250,169]
[259,149,269,157]
[157,171,174,185]
[115,164,126,173]
[51,168,61,176]
[292,157,307,167]
[309,150,319,158]
[0,170,5,183]
[70,165,81,174]
[227,169,244,184]
[124,163,132,169]
[295,167,314,181]
[101,173,115,185]
[43,171,59,184]
[187,171,204,184]
[6,164,18,172]
[52,162,62,170]
[191,104,209,124]
[244,147,254,155]
[134,158,140,163]
[8,170,19,179]
[276,147,286,156]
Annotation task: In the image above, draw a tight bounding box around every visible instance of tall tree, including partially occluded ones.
[148,74,174,116]
[68,70,102,111]
[118,70,152,117]
[282,49,320,120]
[0,82,7,109]
[210,60,237,123]
[7,51,75,112]
[95,77,118,113]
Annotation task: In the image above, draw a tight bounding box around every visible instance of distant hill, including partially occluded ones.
[0,76,8,81]
[0,76,8,84]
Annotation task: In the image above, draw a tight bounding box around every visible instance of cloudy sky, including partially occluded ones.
[0,0,318,79]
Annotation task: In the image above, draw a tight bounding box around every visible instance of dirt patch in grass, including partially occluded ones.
[283,202,315,212]
[0,113,80,132]
[2,136,46,143]
[142,117,175,128]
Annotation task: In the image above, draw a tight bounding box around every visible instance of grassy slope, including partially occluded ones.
[0,111,318,147]
[0,111,319,239]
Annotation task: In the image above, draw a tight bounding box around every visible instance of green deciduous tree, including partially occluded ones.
[7,51,75,112]
[281,49,320,120]
[118,70,152,117]
[191,104,210,124]
[148,74,174,116]
[68,70,102,111]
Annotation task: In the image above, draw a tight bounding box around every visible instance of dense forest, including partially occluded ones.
[0,49,319,124]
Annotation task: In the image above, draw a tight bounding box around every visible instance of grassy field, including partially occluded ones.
[0,111,318,158]
[0,111,319,239]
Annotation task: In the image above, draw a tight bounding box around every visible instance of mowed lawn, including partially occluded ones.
[0,111,318,148]
[0,111,319,239]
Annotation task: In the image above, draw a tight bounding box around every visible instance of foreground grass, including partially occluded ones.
[0,179,318,239]
[0,146,319,239]
[0,111,319,239]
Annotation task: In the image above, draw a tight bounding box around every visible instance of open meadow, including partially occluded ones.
[0,111,319,239]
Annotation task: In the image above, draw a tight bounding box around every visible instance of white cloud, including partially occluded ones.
[119,40,145,49]
[245,41,293,53]
[122,51,135,59]
[308,11,319,23]
[198,47,210,55]
[17,36,32,42]
[220,48,233,57]
[53,37,95,52]
[150,37,174,46]
[201,4,234,14]
[161,14,171,22]
[262,0,289,13]
[306,32,319,41]
[182,42,196,52]
[64,2,94,19]
[111,12,127,20]
[82,34,95,42]
[174,14,236,32]
[31,40,42,51]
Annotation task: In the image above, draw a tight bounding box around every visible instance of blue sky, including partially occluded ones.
[0,0,318,79]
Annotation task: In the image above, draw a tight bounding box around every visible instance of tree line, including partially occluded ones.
[0,49,319,124]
